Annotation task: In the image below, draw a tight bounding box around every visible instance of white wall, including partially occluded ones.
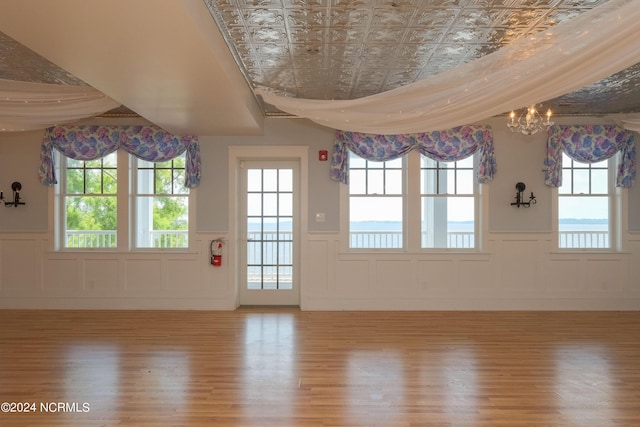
[0,117,639,310]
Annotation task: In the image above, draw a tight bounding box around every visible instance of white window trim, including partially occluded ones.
[552,155,624,252]
[129,155,193,252]
[52,150,193,253]
[341,150,483,254]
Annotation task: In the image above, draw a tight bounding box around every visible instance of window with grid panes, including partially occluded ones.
[420,155,476,248]
[134,155,189,248]
[558,153,611,249]
[62,153,118,248]
[348,153,403,249]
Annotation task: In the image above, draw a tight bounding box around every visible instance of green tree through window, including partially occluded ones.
[135,156,189,248]
[64,153,117,248]
[59,152,189,250]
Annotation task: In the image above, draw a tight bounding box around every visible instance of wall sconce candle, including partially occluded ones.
[510,182,536,208]
[4,181,25,207]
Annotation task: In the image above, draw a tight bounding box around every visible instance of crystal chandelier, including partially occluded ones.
[507,105,554,135]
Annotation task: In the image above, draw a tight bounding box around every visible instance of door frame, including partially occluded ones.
[228,146,309,308]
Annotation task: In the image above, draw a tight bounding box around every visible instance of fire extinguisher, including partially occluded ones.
[210,239,223,266]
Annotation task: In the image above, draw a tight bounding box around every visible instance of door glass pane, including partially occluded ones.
[247,193,262,216]
[263,169,278,191]
[247,169,262,191]
[279,169,292,191]
[279,193,293,216]
[263,193,278,216]
[245,167,295,291]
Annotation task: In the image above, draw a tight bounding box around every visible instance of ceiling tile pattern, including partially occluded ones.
[204,0,640,116]
[0,31,85,86]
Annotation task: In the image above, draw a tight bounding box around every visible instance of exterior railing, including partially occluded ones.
[247,231,293,286]
[66,230,117,248]
[350,231,403,248]
[65,229,610,252]
[559,231,609,249]
[350,230,610,250]
[350,231,475,249]
[65,230,188,248]
[149,230,188,248]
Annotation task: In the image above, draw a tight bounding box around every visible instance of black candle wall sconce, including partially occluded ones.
[510,182,536,208]
[1,181,26,207]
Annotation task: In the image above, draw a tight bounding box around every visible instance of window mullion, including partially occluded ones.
[117,150,129,251]
[406,151,420,251]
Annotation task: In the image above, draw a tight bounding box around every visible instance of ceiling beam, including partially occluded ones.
[0,0,263,136]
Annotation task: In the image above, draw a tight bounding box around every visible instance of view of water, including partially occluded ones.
[350,220,607,231]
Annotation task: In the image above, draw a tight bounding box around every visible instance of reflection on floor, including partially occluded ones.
[1,309,639,426]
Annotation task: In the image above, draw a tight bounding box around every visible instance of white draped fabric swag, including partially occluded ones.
[256,0,640,134]
[0,79,120,132]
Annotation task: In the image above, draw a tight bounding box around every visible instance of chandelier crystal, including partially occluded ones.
[507,105,554,135]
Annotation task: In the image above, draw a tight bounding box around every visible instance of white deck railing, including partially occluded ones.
[559,231,609,249]
[350,231,475,248]
[350,230,610,250]
[65,229,610,252]
[65,230,188,248]
[66,230,117,248]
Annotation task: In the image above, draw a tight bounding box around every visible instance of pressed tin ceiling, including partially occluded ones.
[203,0,640,117]
[1,0,639,128]
[0,31,85,86]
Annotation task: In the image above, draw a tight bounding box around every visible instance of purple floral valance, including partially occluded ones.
[39,125,201,188]
[331,125,495,184]
[544,124,636,188]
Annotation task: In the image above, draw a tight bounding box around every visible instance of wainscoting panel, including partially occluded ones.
[334,259,371,296]
[165,258,202,293]
[417,259,456,294]
[306,239,330,296]
[458,259,495,296]
[43,258,79,294]
[497,238,543,293]
[627,237,640,296]
[373,259,414,295]
[124,259,163,293]
[1,231,638,310]
[0,238,40,292]
[583,258,625,294]
[84,259,120,295]
[546,256,584,294]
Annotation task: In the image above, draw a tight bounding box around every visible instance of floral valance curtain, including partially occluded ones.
[331,125,495,184]
[39,125,201,188]
[544,125,636,188]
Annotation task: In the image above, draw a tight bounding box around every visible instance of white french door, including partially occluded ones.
[238,160,300,306]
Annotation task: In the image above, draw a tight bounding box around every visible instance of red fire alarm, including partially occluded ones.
[319,150,328,161]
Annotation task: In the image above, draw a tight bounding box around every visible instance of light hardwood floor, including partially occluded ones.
[1,309,639,426]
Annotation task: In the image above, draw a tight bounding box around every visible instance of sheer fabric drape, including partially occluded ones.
[544,125,636,188]
[331,125,495,184]
[39,125,201,188]
[607,113,640,133]
[256,0,640,134]
[0,79,119,132]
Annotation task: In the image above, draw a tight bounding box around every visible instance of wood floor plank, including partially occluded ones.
[1,309,639,426]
